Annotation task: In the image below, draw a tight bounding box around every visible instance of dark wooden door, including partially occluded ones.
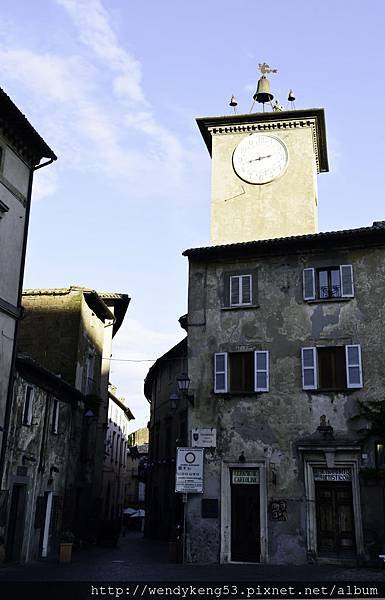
[316,483,356,557]
[6,484,27,561]
[231,476,260,562]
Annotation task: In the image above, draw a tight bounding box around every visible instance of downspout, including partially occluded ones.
[0,156,56,485]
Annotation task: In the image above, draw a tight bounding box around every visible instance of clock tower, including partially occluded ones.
[197,74,329,245]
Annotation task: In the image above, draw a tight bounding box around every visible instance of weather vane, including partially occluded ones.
[258,62,278,75]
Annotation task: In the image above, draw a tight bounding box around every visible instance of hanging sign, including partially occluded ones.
[313,468,352,482]
[191,428,217,448]
[232,469,260,485]
[175,448,204,493]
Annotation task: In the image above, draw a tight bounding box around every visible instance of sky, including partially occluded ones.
[1,0,385,431]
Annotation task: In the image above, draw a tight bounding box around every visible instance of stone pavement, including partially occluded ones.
[0,531,384,582]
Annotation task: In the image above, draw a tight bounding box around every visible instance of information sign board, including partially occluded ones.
[175,448,204,493]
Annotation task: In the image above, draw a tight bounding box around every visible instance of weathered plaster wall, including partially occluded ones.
[186,245,385,564]
[210,125,318,245]
[19,292,82,385]
[4,373,76,562]
[0,135,32,454]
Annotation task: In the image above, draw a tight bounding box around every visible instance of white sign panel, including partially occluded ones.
[191,428,217,448]
[175,447,204,493]
[232,469,260,485]
[313,468,352,482]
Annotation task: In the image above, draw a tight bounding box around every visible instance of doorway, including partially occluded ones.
[315,482,356,557]
[6,484,27,561]
[230,469,260,562]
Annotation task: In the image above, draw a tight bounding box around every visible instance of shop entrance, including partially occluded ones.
[315,482,356,557]
[230,469,260,562]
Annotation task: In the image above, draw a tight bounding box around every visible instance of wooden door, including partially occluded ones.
[316,483,356,557]
[6,484,27,561]
[231,473,260,562]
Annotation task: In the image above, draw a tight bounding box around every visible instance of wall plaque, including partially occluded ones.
[232,469,259,485]
[313,467,352,482]
[270,500,288,521]
[191,428,216,448]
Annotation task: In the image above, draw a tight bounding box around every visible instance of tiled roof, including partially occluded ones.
[183,222,385,260]
[0,87,56,163]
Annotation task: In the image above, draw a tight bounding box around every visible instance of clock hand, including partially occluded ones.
[248,154,272,162]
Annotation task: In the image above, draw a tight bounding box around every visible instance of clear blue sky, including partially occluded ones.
[1,0,384,429]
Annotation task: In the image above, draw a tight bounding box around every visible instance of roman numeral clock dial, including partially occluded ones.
[232,133,288,185]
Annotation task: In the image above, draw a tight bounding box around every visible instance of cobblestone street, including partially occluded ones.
[0,531,384,582]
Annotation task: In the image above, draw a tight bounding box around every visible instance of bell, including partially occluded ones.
[229,94,238,108]
[288,89,296,102]
[253,75,274,104]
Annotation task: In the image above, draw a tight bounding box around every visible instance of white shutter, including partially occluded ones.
[254,351,269,392]
[214,352,228,393]
[230,277,240,306]
[303,268,316,300]
[301,347,317,389]
[345,345,363,388]
[340,265,354,298]
[241,275,252,304]
[27,388,33,425]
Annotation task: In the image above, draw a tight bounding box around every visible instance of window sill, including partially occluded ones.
[214,391,267,396]
[304,388,360,394]
[305,297,352,304]
[221,304,260,312]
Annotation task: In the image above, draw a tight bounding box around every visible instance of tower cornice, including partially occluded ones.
[196,108,329,173]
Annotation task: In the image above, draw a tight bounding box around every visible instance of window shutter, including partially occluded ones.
[303,268,316,300]
[345,345,363,388]
[340,265,354,298]
[301,347,317,389]
[241,275,252,304]
[214,353,228,393]
[230,277,240,306]
[254,351,269,392]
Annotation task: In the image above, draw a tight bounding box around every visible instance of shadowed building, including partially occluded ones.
[0,87,56,495]
[1,286,129,557]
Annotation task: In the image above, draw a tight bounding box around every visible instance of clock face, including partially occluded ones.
[232,134,288,184]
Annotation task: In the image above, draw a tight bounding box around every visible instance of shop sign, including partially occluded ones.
[232,469,260,485]
[175,448,204,493]
[191,428,217,448]
[313,468,352,482]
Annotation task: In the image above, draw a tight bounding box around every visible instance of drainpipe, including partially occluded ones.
[0,156,56,486]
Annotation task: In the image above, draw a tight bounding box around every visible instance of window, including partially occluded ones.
[23,386,34,425]
[303,265,354,301]
[51,398,59,434]
[214,351,269,393]
[230,275,252,306]
[223,270,257,308]
[301,345,363,391]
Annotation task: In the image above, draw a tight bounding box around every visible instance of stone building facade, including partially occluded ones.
[126,427,149,511]
[101,386,134,522]
[2,355,84,562]
[0,87,56,481]
[4,286,130,548]
[144,338,187,541]
[183,223,385,565]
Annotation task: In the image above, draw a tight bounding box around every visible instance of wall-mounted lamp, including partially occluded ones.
[176,373,194,407]
[169,393,179,410]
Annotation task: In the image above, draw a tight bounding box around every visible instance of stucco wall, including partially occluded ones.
[186,245,385,563]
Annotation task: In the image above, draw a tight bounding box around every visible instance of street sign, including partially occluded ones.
[191,428,217,448]
[175,447,204,493]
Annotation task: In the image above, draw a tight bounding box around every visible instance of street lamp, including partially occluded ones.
[176,373,194,406]
[169,393,179,411]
